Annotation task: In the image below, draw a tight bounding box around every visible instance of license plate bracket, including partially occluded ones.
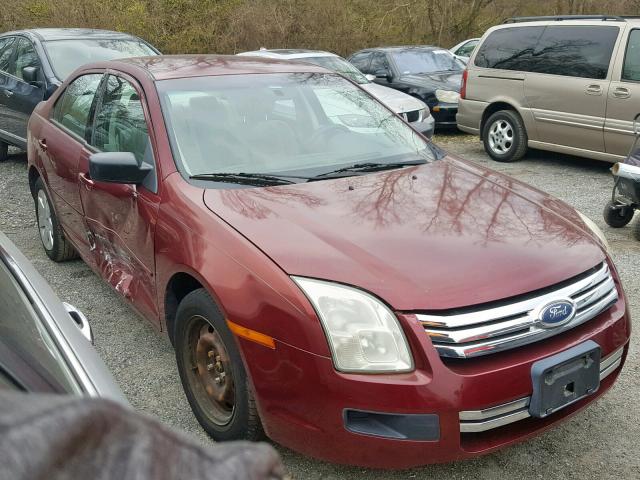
[529,340,601,418]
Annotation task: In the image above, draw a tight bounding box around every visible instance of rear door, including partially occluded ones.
[524,25,621,153]
[605,27,640,156]
[37,73,104,252]
[1,37,46,143]
[79,73,161,325]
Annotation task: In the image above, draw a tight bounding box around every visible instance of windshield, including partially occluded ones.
[391,49,464,75]
[302,56,369,84]
[44,38,157,80]
[157,73,436,182]
[157,73,434,182]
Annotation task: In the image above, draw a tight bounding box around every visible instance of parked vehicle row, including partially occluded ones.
[24,45,630,469]
[458,15,640,163]
[0,28,158,160]
[237,48,436,138]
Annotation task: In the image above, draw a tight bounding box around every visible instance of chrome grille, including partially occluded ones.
[418,263,618,359]
[459,346,624,433]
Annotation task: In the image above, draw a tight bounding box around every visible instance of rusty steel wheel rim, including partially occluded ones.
[185,315,235,426]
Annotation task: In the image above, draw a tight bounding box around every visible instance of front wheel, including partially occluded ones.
[0,141,8,162]
[482,110,528,162]
[603,200,634,228]
[175,289,263,442]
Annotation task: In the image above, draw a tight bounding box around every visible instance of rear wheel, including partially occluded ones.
[0,141,8,162]
[175,289,263,442]
[34,177,77,261]
[483,110,528,162]
[603,200,634,228]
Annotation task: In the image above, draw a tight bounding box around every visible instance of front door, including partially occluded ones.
[524,25,620,153]
[79,73,161,325]
[605,28,640,157]
[2,37,45,142]
[0,36,18,143]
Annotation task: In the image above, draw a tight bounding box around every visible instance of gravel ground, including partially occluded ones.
[1,133,638,479]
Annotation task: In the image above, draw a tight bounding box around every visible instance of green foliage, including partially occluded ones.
[1,0,639,55]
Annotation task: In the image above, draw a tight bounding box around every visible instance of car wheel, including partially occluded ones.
[634,216,640,241]
[603,200,634,228]
[483,110,528,162]
[175,288,263,442]
[34,177,77,261]
[0,141,8,162]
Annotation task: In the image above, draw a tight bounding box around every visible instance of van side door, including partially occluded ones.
[523,25,620,154]
[605,27,640,157]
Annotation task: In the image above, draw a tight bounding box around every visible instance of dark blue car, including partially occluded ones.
[0,28,158,160]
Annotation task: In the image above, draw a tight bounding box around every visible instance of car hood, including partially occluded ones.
[400,71,463,92]
[360,83,427,114]
[203,157,605,311]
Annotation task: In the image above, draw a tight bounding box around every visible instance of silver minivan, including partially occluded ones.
[457,15,640,163]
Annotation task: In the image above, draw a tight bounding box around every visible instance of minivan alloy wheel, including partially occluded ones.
[488,119,514,155]
[37,190,54,250]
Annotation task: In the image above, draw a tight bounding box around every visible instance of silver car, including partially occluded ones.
[0,231,125,402]
[237,49,435,138]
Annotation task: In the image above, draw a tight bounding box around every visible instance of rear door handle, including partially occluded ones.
[78,172,95,190]
[612,86,631,99]
[586,84,603,95]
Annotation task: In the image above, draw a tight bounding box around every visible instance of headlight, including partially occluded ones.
[418,107,430,122]
[292,277,413,373]
[435,89,460,104]
[578,211,609,251]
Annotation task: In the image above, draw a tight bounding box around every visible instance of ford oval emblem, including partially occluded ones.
[538,300,576,328]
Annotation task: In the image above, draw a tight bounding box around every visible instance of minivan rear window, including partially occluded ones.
[530,26,619,79]
[474,26,544,70]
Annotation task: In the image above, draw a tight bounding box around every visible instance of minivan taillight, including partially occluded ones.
[460,69,468,100]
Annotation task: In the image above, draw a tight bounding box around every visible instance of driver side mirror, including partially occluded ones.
[365,73,376,82]
[89,152,151,184]
[22,66,43,88]
[374,69,393,83]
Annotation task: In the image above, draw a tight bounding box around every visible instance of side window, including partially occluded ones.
[0,37,16,73]
[457,40,479,57]
[12,38,40,80]
[622,29,640,82]
[349,52,372,73]
[370,53,390,74]
[531,26,619,79]
[474,26,544,71]
[91,75,157,192]
[52,74,103,139]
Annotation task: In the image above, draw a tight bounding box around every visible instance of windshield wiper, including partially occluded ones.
[311,159,428,180]
[190,172,305,186]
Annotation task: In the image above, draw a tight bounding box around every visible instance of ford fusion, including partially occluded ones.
[26,55,630,468]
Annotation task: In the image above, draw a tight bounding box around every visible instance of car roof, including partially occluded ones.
[353,45,441,54]
[90,54,331,81]
[239,49,338,60]
[1,28,142,42]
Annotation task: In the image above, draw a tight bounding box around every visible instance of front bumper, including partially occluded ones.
[241,280,630,469]
[410,114,435,139]
[430,102,458,127]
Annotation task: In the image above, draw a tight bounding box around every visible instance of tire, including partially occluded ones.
[634,217,640,241]
[34,177,77,261]
[175,288,263,442]
[0,141,8,162]
[603,200,634,228]
[482,110,528,162]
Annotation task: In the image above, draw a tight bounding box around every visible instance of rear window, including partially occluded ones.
[475,25,619,79]
[530,26,619,79]
[474,26,544,70]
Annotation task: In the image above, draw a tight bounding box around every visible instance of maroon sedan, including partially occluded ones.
[26,55,630,468]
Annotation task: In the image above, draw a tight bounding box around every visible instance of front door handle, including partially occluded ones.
[38,138,47,151]
[586,84,603,95]
[612,86,631,99]
[1,89,13,98]
[78,172,95,191]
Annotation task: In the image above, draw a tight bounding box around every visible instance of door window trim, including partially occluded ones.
[88,70,160,194]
